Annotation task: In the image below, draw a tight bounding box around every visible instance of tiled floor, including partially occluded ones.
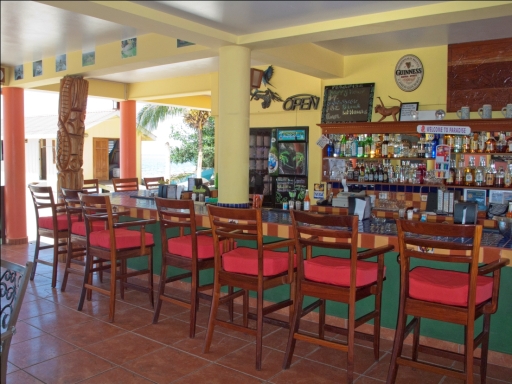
[3,242,512,384]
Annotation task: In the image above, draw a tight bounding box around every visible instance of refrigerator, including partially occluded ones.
[249,127,308,208]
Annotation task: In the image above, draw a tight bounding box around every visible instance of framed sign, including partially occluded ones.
[399,102,419,121]
[321,83,375,124]
[395,54,424,92]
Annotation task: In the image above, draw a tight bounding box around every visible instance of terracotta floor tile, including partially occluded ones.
[83,332,164,365]
[134,317,192,345]
[96,306,160,331]
[50,318,127,347]
[305,343,381,374]
[172,363,264,384]
[10,321,46,344]
[18,297,59,320]
[8,333,77,368]
[216,344,290,380]
[123,346,210,383]
[23,305,92,333]
[5,370,44,384]
[152,298,191,318]
[174,329,251,361]
[6,361,20,374]
[24,349,114,384]
[79,367,155,383]
[270,358,357,384]
[21,292,40,304]
[263,328,320,358]
[78,296,138,318]
[451,361,512,382]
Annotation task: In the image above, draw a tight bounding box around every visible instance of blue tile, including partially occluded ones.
[406,186,412,193]
[375,184,381,191]
[398,185,405,192]
[390,185,397,192]
[413,186,420,193]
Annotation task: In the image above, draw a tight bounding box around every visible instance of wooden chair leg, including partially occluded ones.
[153,263,167,324]
[30,234,40,280]
[387,306,407,383]
[255,290,264,371]
[319,299,326,339]
[51,238,59,288]
[120,260,126,300]
[283,292,304,369]
[203,281,221,353]
[412,317,421,362]
[347,303,356,384]
[481,313,491,384]
[61,239,75,292]
[147,250,154,307]
[108,261,117,322]
[464,325,475,383]
[78,251,93,311]
[190,267,199,338]
[373,288,382,361]
[227,286,234,322]
[243,289,249,327]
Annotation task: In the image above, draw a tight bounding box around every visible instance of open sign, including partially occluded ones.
[283,94,320,111]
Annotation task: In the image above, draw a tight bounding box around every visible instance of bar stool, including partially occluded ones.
[153,198,231,338]
[283,211,393,384]
[28,184,77,288]
[78,193,156,322]
[143,177,164,190]
[204,205,295,370]
[387,220,509,384]
[112,177,139,192]
[82,178,100,194]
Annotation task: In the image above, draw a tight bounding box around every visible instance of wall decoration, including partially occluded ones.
[56,54,67,72]
[33,60,43,77]
[321,83,375,123]
[121,38,137,58]
[375,96,403,122]
[250,65,284,109]
[399,102,419,121]
[14,65,23,80]
[394,54,424,92]
[177,39,195,48]
[82,51,95,67]
[282,94,320,111]
[447,38,512,112]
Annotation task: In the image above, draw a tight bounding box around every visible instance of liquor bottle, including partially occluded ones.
[372,134,380,158]
[377,163,384,182]
[383,160,389,183]
[431,134,439,158]
[353,162,360,181]
[424,136,432,159]
[470,133,479,153]
[340,135,347,157]
[326,139,334,157]
[485,159,496,187]
[485,133,496,153]
[303,190,311,211]
[474,158,486,187]
[417,136,425,158]
[387,134,395,158]
[351,135,359,157]
[357,135,364,158]
[505,163,512,188]
[333,136,340,157]
[445,134,454,150]
[462,135,471,153]
[416,163,426,184]
[453,135,463,153]
[347,161,354,181]
[359,162,365,182]
[478,131,487,153]
[446,160,455,185]
[495,167,505,187]
[507,201,512,218]
[364,135,371,158]
[496,132,507,153]
[364,163,370,182]
[508,135,512,153]
[464,156,476,186]
[454,155,465,186]
[381,134,389,158]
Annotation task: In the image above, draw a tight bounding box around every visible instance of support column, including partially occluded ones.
[3,87,28,244]
[119,100,137,178]
[218,46,251,207]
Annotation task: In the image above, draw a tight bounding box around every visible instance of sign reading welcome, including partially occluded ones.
[321,83,375,124]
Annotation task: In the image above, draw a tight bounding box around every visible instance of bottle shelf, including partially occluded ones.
[319,179,509,189]
[323,156,432,161]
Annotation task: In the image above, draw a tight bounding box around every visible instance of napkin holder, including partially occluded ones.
[348,196,372,221]
[453,202,478,224]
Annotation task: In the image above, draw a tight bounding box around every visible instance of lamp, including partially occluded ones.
[250,68,264,89]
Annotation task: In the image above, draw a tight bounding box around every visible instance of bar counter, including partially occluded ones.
[108,190,512,360]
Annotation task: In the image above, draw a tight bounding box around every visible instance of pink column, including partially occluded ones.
[3,87,28,244]
[119,100,137,178]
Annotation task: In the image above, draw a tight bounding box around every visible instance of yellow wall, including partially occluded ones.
[247,46,449,192]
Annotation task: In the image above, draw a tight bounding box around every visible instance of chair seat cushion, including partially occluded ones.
[222,247,294,276]
[304,256,384,287]
[38,214,78,231]
[71,221,106,236]
[409,267,493,307]
[167,235,226,259]
[89,228,154,250]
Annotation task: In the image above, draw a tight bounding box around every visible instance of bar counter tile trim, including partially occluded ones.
[217,202,250,208]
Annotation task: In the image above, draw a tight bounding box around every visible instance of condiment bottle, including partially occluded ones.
[303,190,310,211]
[507,201,512,218]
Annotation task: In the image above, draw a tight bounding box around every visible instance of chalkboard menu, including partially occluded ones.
[321,83,375,124]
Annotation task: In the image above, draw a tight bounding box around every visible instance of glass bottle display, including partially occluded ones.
[474,158,486,187]
[464,156,476,186]
[431,134,439,158]
[478,131,487,153]
[357,135,364,158]
[485,160,497,187]
[469,133,479,153]
[504,164,512,188]
[485,133,496,153]
[351,135,358,157]
[462,135,471,153]
[507,201,512,219]
[340,135,347,157]
[417,136,425,158]
[387,134,395,158]
[453,135,463,153]
[394,134,402,158]
[333,136,340,157]
[496,132,507,153]
[381,134,389,158]
[508,135,512,153]
[364,135,371,158]
[495,166,505,188]
[446,160,455,185]
[454,155,465,186]
[326,139,334,157]
[424,136,432,159]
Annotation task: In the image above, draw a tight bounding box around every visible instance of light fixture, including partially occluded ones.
[250,68,264,89]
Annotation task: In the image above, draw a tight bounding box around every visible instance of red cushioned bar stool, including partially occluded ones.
[387,220,509,384]
[78,193,156,322]
[153,198,234,338]
[283,211,394,384]
[28,184,78,288]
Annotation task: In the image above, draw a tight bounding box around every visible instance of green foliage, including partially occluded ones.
[293,152,304,168]
[279,151,290,165]
[168,117,215,168]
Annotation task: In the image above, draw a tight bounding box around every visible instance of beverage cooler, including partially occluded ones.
[249,127,308,208]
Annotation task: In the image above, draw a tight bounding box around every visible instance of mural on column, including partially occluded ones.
[56,75,89,193]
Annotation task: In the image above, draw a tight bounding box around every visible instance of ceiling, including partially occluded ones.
[1,1,512,85]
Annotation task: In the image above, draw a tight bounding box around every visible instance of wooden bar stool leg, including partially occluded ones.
[243,290,249,327]
[61,241,73,292]
[153,264,167,323]
[412,317,421,362]
[78,251,93,311]
[374,286,383,361]
[149,249,154,307]
[51,238,59,288]
[227,286,234,322]
[31,233,41,280]
[319,299,326,339]
[108,261,117,322]
[481,313,491,382]
[283,292,304,369]
[204,281,221,353]
[465,326,475,382]
[387,303,407,383]
[190,267,199,338]
[256,292,264,370]
[120,259,126,300]
[348,304,356,384]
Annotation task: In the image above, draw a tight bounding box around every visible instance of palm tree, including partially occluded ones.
[136,104,211,179]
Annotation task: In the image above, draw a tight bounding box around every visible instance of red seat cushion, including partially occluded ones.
[222,247,294,276]
[409,267,493,307]
[38,214,78,231]
[304,256,384,287]
[89,228,154,249]
[167,235,224,259]
[71,221,107,236]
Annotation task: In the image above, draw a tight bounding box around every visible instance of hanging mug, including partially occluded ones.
[477,104,492,119]
[501,104,512,118]
[456,106,470,120]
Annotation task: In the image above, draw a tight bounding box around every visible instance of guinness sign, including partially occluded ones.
[394,54,424,92]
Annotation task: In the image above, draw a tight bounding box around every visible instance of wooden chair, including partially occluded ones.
[77,193,156,322]
[204,205,295,370]
[28,184,77,288]
[387,220,510,384]
[112,177,139,192]
[143,177,164,190]
[1,260,34,384]
[60,188,109,292]
[283,211,394,384]
[180,191,193,200]
[82,178,99,194]
[153,198,230,338]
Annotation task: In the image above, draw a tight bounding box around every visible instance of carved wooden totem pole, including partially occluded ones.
[56,75,89,194]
